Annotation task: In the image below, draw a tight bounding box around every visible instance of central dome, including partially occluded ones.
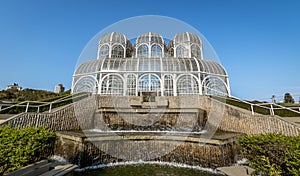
[136,32,164,45]
[135,32,166,58]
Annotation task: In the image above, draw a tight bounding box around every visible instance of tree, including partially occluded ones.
[284,93,295,104]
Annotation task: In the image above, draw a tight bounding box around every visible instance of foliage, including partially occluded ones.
[238,133,300,175]
[0,125,56,175]
[0,89,70,103]
[0,89,71,114]
[284,93,295,104]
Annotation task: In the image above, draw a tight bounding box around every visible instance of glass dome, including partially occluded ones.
[135,32,166,58]
[136,32,164,45]
[168,32,203,59]
[98,32,133,59]
[99,32,127,45]
[173,32,201,45]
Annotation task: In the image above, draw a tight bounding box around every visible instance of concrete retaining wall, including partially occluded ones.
[55,132,238,169]
[0,95,96,131]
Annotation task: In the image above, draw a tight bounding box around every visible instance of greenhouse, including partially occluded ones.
[72,32,230,97]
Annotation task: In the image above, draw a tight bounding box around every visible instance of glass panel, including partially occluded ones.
[177,75,199,95]
[102,59,109,70]
[191,44,201,59]
[190,59,199,72]
[101,74,124,95]
[151,44,162,58]
[137,44,148,58]
[138,74,161,92]
[73,76,97,94]
[164,75,173,96]
[111,45,124,58]
[126,74,136,96]
[202,77,228,96]
[176,45,188,58]
[99,45,109,59]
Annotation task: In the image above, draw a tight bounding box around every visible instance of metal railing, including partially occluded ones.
[211,95,300,117]
[0,93,90,114]
[2,93,298,117]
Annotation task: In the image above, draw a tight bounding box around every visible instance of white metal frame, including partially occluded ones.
[73,32,231,97]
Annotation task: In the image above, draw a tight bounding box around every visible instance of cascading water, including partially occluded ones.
[54,94,239,173]
[74,161,223,176]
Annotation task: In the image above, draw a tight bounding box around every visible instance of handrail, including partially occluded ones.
[2,93,299,117]
[211,95,300,116]
[0,93,90,114]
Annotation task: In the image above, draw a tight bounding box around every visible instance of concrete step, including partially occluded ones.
[217,166,255,176]
[0,114,15,120]
[7,160,78,176]
[39,164,78,176]
[284,117,300,125]
[7,160,51,176]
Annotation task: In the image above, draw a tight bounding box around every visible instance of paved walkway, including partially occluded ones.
[284,117,300,126]
[217,166,254,176]
[0,114,15,124]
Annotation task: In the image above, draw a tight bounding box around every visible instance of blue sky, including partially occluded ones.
[0,0,299,101]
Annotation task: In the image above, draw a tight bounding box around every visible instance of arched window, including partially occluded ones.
[137,44,149,58]
[164,75,173,96]
[191,44,201,59]
[101,75,123,95]
[126,74,136,96]
[177,75,199,95]
[176,45,188,58]
[202,77,228,96]
[111,45,124,58]
[151,44,162,58]
[99,45,109,59]
[138,74,160,92]
[73,76,97,94]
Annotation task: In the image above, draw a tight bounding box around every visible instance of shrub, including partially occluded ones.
[0,125,56,175]
[238,133,300,175]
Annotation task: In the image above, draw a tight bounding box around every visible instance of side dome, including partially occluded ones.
[134,32,166,58]
[98,32,133,59]
[168,32,202,59]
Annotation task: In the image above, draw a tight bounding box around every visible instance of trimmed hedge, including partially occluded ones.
[0,126,56,176]
[238,133,300,175]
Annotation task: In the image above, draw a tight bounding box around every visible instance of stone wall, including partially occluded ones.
[0,95,96,131]
[188,95,300,136]
[97,95,300,136]
[55,132,238,169]
[94,110,203,131]
[216,100,300,136]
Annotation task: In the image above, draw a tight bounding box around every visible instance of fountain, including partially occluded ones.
[54,95,239,172]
